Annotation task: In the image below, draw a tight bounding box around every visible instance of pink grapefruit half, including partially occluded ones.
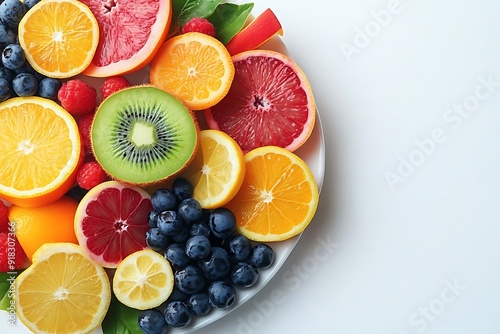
[81,0,172,77]
[204,50,316,153]
[75,180,152,268]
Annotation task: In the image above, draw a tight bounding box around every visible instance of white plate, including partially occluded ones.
[0,14,325,334]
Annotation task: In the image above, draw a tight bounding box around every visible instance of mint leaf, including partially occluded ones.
[102,296,143,334]
[178,0,223,27]
[0,272,19,311]
[208,3,254,44]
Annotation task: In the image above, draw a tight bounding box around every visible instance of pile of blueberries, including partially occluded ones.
[0,0,62,101]
[139,177,275,334]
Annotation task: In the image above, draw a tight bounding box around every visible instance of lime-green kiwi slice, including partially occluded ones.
[91,86,198,185]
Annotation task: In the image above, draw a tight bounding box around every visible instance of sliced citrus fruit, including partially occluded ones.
[80,0,171,77]
[205,49,316,153]
[113,249,174,310]
[8,196,79,262]
[180,129,245,209]
[150,32,235,110]
[18,0,99,78]
[225,146,319,242]
[75,181,153,268]
[0,97,82,207]
[15,242,111,334]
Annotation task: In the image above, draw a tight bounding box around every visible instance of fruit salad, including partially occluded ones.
[0,0,320,333]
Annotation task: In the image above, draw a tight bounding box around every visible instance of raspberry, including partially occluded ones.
[181,18,216,37]
[76,161,108,190]
[77,112,95,159]
[57,79,97,115]
[0,201,9,232]
[101,76,131,100]
[0,232,26,272]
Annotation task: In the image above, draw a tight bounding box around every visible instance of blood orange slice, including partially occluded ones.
[205,49,316,154]
[75,181,153,268]
[80,0,171,77]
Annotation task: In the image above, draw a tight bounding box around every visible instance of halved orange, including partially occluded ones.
[18,0,99,78]
[150,32,235,110]
[0,97,82,207]
[225,146,319,242]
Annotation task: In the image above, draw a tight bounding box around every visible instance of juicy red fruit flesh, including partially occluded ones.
[81,187,152,263]
[209,56,310,153]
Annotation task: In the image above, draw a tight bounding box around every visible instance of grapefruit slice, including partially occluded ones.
[80,0,172,77]
[205,49,316,154]
[75,181,153,268]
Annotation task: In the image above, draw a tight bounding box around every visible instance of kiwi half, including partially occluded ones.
[91,85,198,185]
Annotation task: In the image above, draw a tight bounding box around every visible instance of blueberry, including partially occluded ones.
[64,186,88,202]
[208,208,236,239]
[0,77,11,101]
[249,244,275,269]
[151,188,177,212]
[0,0,27,28]
[174,264,206,295]
[207,281,236,310]
[171,224,189,243]
[188,292,212,316]
[0,65,14,81]
[185,235,211,260]
[231,262,259,287]
[12,72,37,96]
[177,198,202,222]
[157,210,184,236]
[189,221,211,237]
[15,61,45,82]
[23,0,40,10]
[148,210,159,228]
[138,309,168,334]
[166,286,190,303]
[37,77,61,100]
[2,44,25,70]
[145,228,170,252]
[172,177,193,202]
[228,234,252,261]
[0,24,16,50]
[164,301,191,328]
[164,243,190,268]
[198,247,230,281]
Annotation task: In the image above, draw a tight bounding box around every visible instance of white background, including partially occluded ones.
[203,0,500,333]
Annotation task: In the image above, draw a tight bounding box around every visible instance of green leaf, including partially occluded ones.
[208,3,254,44]
[102,296,143,334]
[0,272,19,311]
[170,0,189,34]
[178,0,224,27]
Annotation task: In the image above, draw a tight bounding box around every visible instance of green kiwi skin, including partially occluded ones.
[90,85,199,186]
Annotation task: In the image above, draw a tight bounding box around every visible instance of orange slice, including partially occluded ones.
[15,242,111,334]
[180,129,245,209]
[0,97,82,207]
[225,146,319,242]
[150,32,235,110]
[18,0,99,78]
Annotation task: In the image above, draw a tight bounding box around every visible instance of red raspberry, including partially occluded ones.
[0,201,9,232]
[181,18,217,37]
[58,79,97,115]
[76,161,108,190]
[77,112,95,159]
[101,76,131,100]
[0,232,27,272]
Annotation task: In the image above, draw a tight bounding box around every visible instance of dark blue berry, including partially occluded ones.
[189,221,211,237]
[145,228,170,252]
[164,301,191,328]
[151,188,177,212]
[207,280,236,310]
[157,210,184,236]
[148,210,159,228]
[185,235,211,260]
[249,244,275,269]
[0,77,11,101]
[2,44,25,70]
[23,0,40,10]
[0,24,16,50]
[64,186,88,202]
[231,262,259,287]
[37,77,61,100]
[198,247,230,281]
[166,286,189,303]
[0,0,27,28]
[177,198,202,222]
[137,309,168,334]
[172,177,193,202]
[208,208,236,239]
[0,65,14,81]
[164,243,190,268]
[12,72,37,96]
[188,292,212,316]
[228,234,252,261]
[174,264,206,295]
[171,224,189,243]
[14,61,45,82]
